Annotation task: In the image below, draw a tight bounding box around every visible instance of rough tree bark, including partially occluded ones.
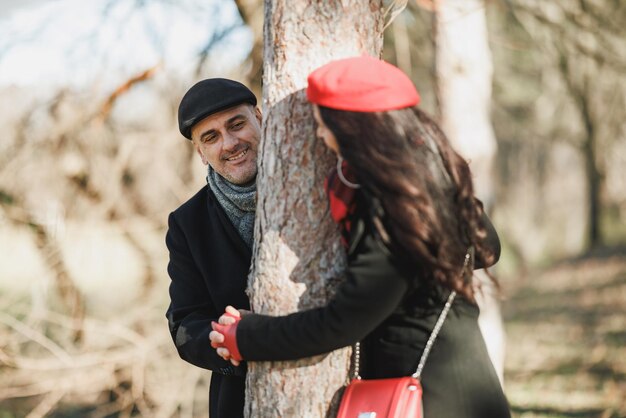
[245,1,384,416]
[433,0,506,383]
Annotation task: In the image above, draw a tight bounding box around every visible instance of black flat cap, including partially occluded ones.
[178,78,257,140]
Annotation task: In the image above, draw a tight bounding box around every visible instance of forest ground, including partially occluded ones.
[1,247,625,418]
[503,249,626,418]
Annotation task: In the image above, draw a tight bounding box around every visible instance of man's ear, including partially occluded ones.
[254,106,262,124]
[194,143,208,165]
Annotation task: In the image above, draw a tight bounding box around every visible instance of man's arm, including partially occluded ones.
[165,213,245,376]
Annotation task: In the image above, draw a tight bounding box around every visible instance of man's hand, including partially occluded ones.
[210,306,244,366]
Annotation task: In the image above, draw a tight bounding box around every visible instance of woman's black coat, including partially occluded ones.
[235,206,511,418]
[166,185,250,418]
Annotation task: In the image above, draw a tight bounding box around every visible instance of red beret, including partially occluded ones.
[306,56,420,112]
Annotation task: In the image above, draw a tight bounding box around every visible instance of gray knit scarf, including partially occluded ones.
[207,166,256,248]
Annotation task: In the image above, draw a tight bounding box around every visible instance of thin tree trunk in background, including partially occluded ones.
[435,0,497,206]
[434,0,506,383]
[234,0,264,97]
[392,16,413,75]
[580,93,602,249]
[558,54,603,250]
[246,1,384,416]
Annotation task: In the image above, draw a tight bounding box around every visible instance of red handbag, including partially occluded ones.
[336,376,424,418]
[336,289,459,418]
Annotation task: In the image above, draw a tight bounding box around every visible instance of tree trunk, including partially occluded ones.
[233,0,264,96]
[245,1,384,416]
[580,92,602,249]
[434,0,506,383]
[559,59,603,250]
[434,0,497,206]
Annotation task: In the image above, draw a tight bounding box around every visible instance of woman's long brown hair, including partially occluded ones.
[319,106,498,302]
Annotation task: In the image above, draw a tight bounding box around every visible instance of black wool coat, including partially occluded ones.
[166,185,250,418]
[235,205,511,418]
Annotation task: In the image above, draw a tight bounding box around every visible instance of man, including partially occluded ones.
[166,78,261,418]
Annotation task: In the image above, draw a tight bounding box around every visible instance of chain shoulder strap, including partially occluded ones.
[412,290,456,379]
[351,248,473,381]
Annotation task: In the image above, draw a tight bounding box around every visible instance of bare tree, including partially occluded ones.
[507,0,626,250]
[245,1,385,416]
[434,0,497,207]
[432,0,505,382]
[233,0,264,95]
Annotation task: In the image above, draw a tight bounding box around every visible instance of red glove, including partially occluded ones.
[211,312,243,362]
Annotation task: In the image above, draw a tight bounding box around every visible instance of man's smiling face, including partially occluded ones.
[191,103,262,185]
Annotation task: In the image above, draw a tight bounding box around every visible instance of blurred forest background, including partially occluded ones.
[0,0,624,417]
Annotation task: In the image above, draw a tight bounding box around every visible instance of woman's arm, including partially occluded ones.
[215,231,411,362]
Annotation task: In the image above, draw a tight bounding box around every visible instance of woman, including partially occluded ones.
[210,56,511,417]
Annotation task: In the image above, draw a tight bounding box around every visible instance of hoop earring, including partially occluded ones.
[337,156,361,189]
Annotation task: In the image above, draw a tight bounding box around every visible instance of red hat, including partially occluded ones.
[306,55,420,112]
